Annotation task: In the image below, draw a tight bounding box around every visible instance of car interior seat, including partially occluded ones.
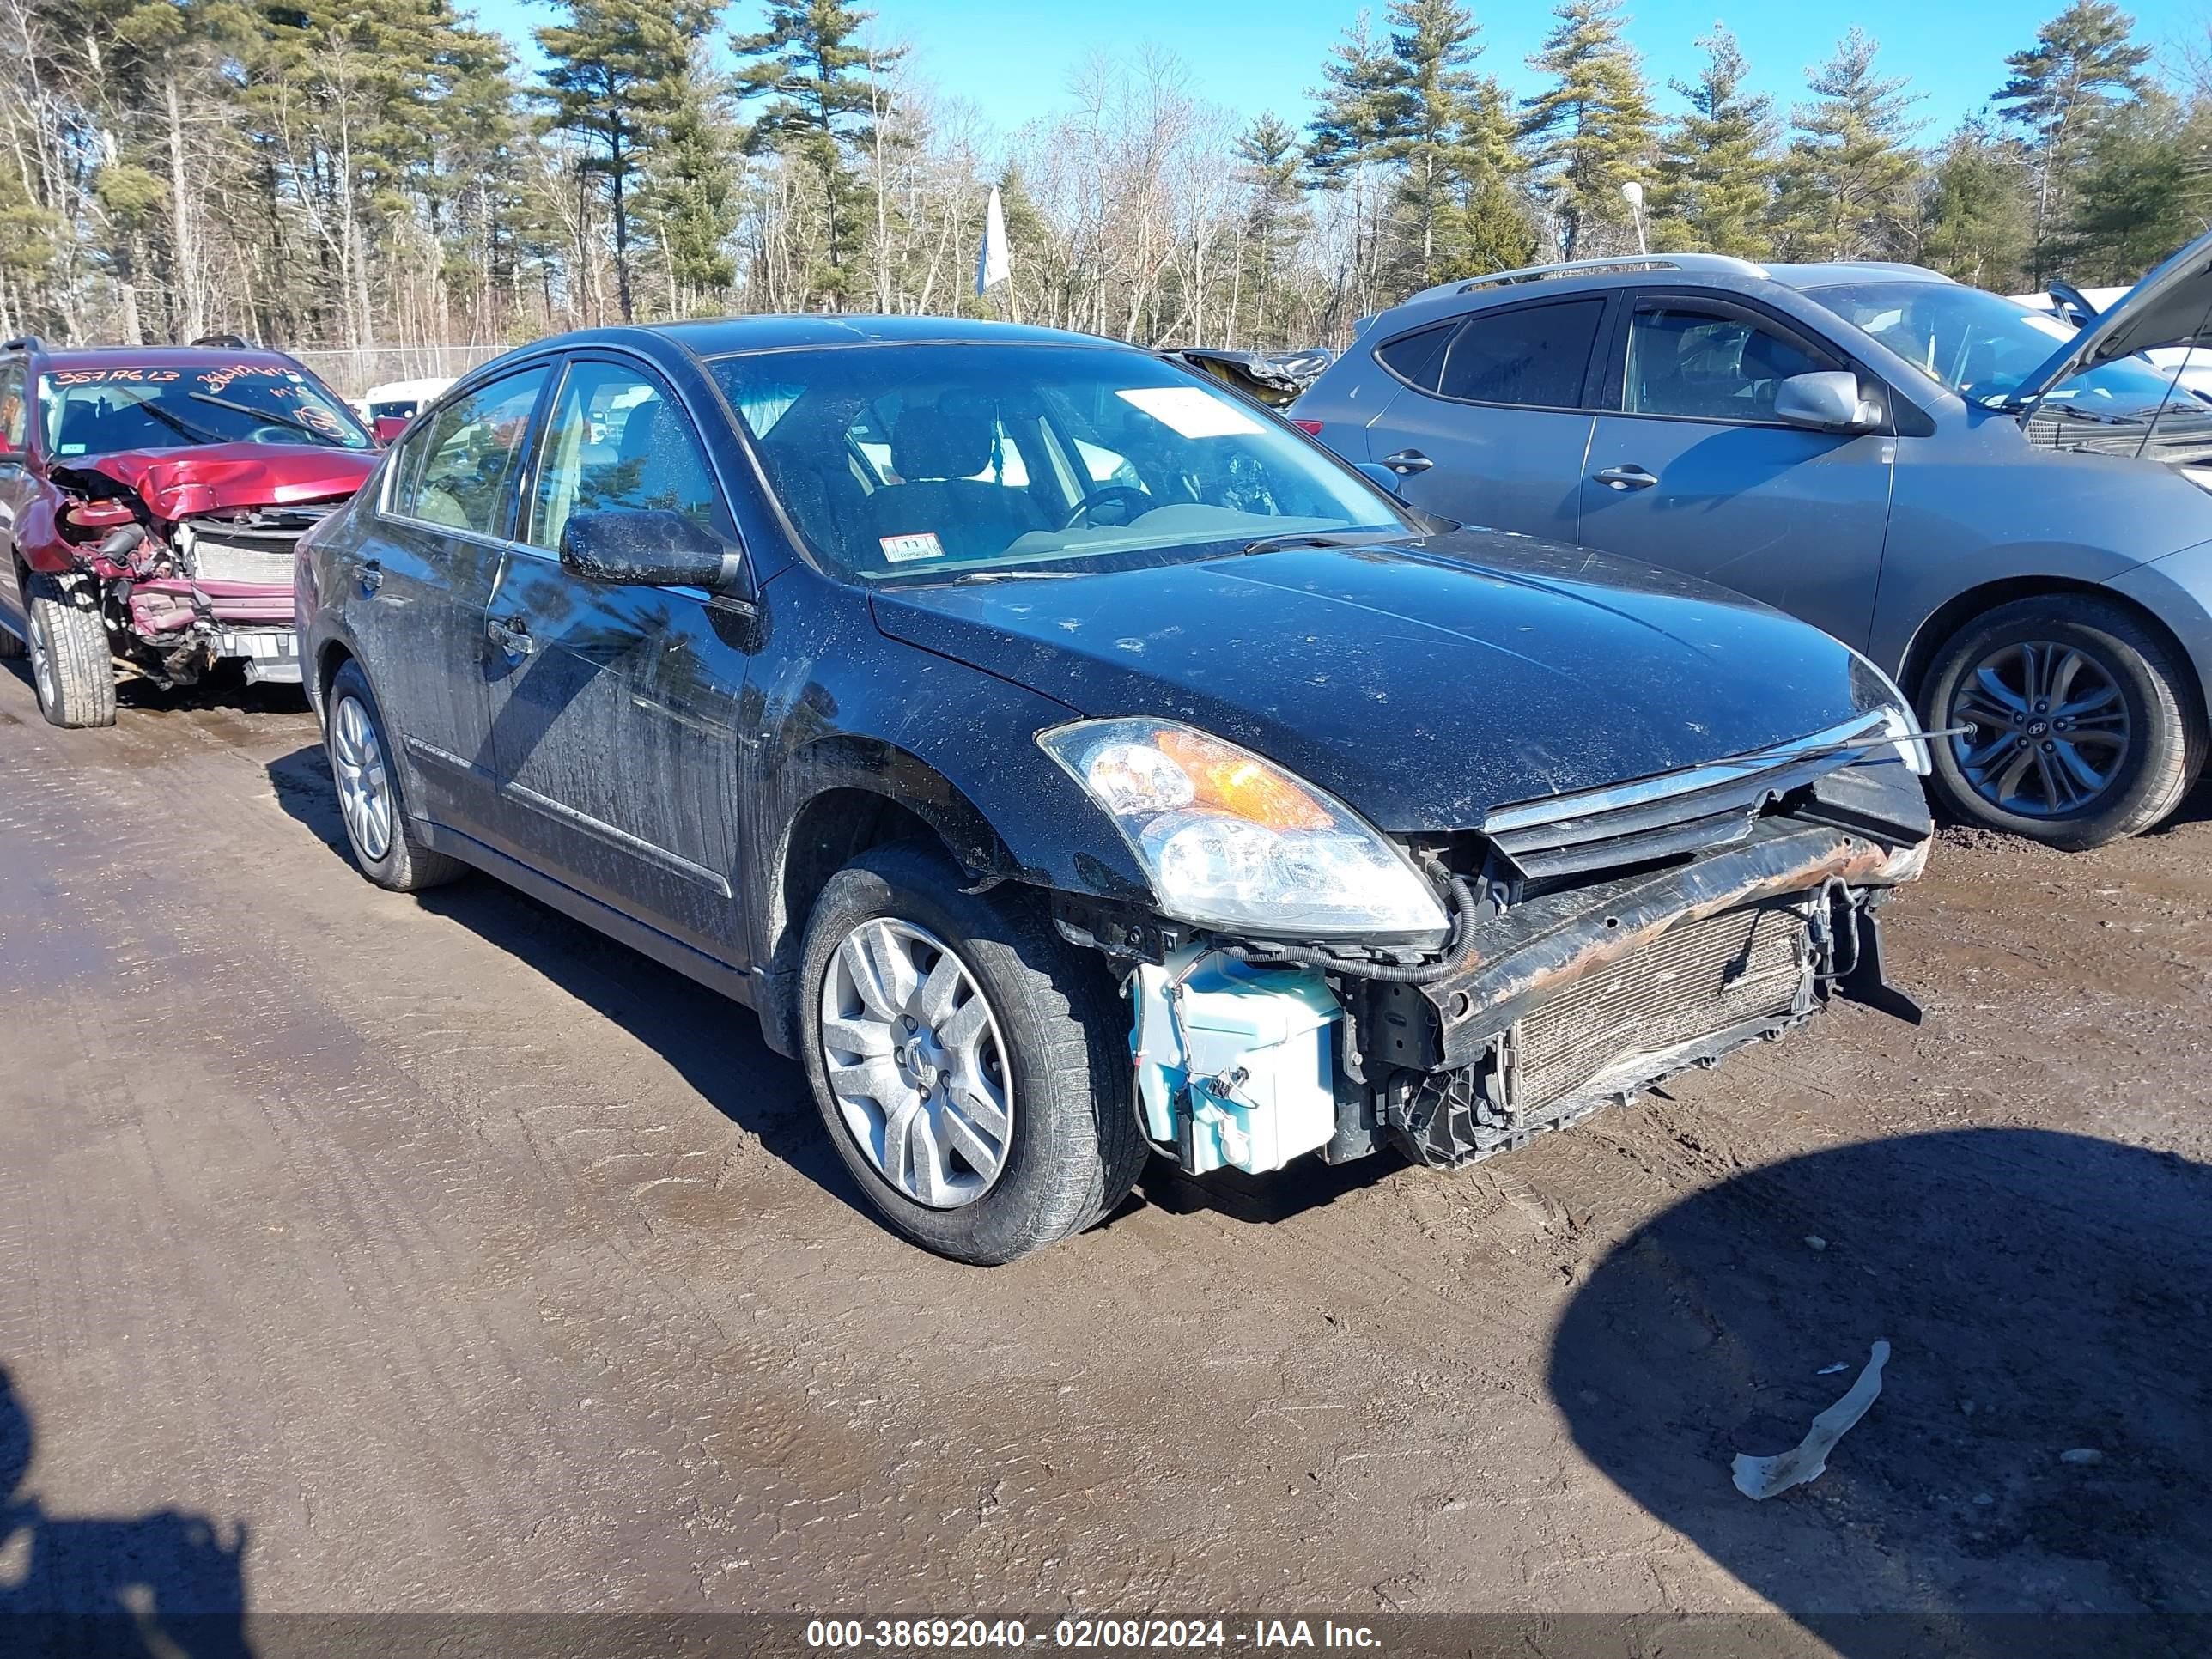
[864,399,1046,562]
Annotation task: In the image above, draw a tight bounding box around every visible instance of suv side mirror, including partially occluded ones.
[559,509,743,591]
[1775,371,1880,434]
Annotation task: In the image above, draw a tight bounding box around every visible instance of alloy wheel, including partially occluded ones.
[817,917,1014,1209]
[331,694,395,863]
[1947,640,2131,819]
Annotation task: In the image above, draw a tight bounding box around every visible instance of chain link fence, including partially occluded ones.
[286,343,510,400]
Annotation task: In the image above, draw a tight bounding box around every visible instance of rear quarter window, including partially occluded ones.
[1373,323,1457,392]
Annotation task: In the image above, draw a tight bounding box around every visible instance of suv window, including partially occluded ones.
[1374,323,1456,393]
[1437,299,1606,408]
[1624,304,1827,422]
[392,367,548,537]
[0,362,24,452]
[524,362,725,551]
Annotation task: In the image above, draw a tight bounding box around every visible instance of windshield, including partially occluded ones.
[708,343,1403,581]
[1809,280,2191,413]
[40,362,373,457]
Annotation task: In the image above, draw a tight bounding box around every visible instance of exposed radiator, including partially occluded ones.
[180,506,335,587]
[1512,895,1815,1113]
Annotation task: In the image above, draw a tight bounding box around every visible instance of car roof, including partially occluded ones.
[1375,255,1957,332]
[21,343,306,374]
[646,313,1136,356]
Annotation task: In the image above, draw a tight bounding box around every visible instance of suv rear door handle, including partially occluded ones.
[1380,449,1433,474]
[486,614,534,659]
[1595,465,1658,490]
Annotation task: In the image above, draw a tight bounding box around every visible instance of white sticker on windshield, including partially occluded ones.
[1115,386,1264,438]
[879,532,944,563]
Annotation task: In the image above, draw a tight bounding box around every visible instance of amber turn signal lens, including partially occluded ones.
[1155,729,1332,831]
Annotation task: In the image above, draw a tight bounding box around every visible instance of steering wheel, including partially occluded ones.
[247,423,298,443]
[1060,485,1152,531]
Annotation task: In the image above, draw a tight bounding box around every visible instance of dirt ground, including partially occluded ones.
[1,657,2208,1649]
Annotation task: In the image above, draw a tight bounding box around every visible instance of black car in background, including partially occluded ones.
[295,316,1933,1262]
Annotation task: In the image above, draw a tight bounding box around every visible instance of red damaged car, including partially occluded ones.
[0,335,378,727]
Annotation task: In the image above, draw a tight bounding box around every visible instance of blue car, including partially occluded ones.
[1295,239,2212,848]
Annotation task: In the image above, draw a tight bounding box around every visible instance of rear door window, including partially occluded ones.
[390,367,549,537]
[1623,304,1831,422]
[1437,299,1607,409]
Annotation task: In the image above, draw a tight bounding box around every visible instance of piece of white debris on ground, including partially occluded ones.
[1731,1340,1892,1501]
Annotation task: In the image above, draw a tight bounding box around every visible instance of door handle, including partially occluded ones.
[486,614,534,659]
[357,559,383,597]
[1380,449,1433,475]
[1594,465,1658,490]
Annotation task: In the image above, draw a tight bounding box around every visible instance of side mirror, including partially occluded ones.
[559,508,742,591]
[1354,460,1403,496]
[1775,371,1880,434]
[371,416,409,447]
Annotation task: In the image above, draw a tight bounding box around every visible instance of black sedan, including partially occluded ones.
[295,316,1933,1262]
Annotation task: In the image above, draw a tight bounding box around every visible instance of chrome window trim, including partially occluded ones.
[1481,712,1894,836]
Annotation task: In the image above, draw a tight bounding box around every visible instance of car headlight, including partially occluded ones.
[1040,718,1449,941]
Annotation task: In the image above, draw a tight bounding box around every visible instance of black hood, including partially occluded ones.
[869,530,1894,832]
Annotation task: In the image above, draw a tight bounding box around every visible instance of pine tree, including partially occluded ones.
[1772,28,1923,263]
[731,0,902,303]
[537,0,718,324]
[1649,26,1776,259]
[2057,88,2212,283]
[1995,1,2151,283]
[644,62,739,310]
[1520,0,1656,261]
[1234,113,1309,344]
[1920,119,2035,289]
[1306,13,1399,322]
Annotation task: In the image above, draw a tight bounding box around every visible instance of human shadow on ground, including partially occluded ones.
[1550,1127,2212,1659]
[0,1365,250,1658]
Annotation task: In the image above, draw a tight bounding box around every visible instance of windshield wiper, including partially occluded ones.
[131,398,222,447]
[1239,528,1415,556]
[187,391,343,444]
[946,568,1085,584]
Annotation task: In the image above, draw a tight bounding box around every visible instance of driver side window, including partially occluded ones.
[522,362,726,552]
[1624,305,1828,422]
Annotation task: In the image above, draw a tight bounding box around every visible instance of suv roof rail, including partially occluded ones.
[2,335,42,355]
[190,332,252,349]
[1407,252,1771,304]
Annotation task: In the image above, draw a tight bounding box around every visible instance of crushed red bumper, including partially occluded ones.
[27,442,374,688]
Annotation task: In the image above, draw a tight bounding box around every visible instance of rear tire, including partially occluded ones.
[1921,594,2200,850]
[324,659,467,892]
[25,568,117,728]
[798,841,1146,1264]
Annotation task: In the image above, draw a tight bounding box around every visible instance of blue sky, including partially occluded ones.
[473,0,2209,146]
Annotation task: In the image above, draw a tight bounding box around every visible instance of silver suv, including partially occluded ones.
[1295,243,2212,848]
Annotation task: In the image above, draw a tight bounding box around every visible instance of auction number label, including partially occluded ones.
[807,1619,1030,1648]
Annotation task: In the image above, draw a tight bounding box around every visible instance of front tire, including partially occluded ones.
[323,659,467,892]
[25,568,116,728]
[1921,594,2200,850]
[798,842,1146,1264]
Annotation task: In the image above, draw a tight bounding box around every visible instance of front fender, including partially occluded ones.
[2106,537,2212,708]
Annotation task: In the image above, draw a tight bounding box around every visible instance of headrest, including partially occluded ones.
[618,398,676,466]
[890,402,993,481]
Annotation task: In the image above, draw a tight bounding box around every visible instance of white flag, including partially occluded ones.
[976,185,1011,295]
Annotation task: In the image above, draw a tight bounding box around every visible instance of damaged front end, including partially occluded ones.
[34,448,369,689]
[1056,716,1933,1180]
